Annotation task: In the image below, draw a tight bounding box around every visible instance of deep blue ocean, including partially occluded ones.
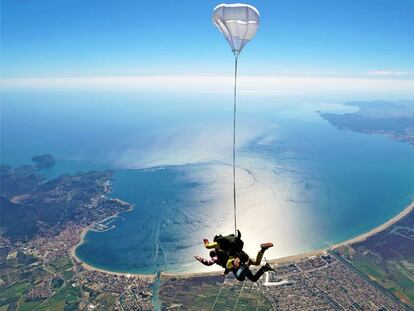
[2,90,414,274]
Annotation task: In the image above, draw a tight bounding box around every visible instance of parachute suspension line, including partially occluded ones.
[233,52,239,235]
[210,274,228,311]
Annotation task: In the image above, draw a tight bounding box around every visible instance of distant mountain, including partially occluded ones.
[0,165,44,198]
[0,196,38,240]
[0,154,55,197]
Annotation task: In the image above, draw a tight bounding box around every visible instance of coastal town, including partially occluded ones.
[262,254,404,310]
[2,229,411,310]
[160,253,407,311]
[0,218,155,310]
[162,201,413,310]
[0,160,155,310]
[1,157,413,310]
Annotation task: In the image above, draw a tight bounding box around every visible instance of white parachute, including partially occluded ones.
[212,3,260,234]
[212,3,260,56]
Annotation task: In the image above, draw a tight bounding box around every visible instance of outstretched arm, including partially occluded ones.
[194,255,217,266]
[203,239,218,249]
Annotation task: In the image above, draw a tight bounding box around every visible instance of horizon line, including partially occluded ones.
[1,75,414,97]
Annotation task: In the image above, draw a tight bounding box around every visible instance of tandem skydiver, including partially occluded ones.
[194,231,274,282]
[194,230,243,273]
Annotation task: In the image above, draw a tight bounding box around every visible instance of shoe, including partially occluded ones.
[263,263,275,272]
[260,242,274,251]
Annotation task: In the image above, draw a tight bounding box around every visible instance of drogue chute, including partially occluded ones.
[212,3,260,234]
[212,3,260,57]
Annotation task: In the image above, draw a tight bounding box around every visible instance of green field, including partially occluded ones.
[92,292,117,311]
[35,286,81,311]
[351,251,414,308]
[160,276,272,311]
[0,251,82,311]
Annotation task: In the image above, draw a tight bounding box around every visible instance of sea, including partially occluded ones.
[2,90,414,274]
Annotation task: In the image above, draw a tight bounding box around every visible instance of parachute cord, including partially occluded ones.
[210,274,228,311]
[233,53,238,235]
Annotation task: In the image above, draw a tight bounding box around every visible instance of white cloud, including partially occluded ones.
[368,70,410,76]
[1,75,414,98]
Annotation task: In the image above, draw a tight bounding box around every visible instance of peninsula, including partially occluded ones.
[320,100,414,148]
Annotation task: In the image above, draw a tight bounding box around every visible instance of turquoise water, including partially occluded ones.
[77,167,209,274]
[2,91,414,273]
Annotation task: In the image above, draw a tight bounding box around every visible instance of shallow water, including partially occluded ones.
[2,91,414,273]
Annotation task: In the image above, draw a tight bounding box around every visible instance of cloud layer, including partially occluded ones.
[2,75,414,99]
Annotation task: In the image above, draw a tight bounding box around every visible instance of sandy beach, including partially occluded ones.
[71,199,414,278]
[70,211,156,280]
[330,199,414,249]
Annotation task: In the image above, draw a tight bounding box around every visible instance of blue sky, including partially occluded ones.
[1,0,414,78]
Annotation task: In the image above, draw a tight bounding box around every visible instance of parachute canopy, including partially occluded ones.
[212,3,260,56]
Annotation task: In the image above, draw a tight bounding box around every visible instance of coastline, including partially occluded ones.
[71,199,414,278]
[70,209,156,280]
[330,199,414,249]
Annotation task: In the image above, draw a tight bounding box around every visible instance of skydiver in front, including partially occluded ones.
[229,256,274,282]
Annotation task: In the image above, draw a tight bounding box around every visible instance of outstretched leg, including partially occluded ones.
[248,242,273,266]
[238,263,274,282]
